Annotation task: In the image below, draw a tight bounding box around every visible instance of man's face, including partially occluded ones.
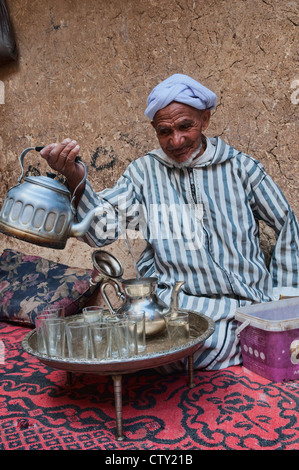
[151,102,211,163]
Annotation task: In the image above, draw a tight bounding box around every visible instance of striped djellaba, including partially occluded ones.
[77,136,299,370]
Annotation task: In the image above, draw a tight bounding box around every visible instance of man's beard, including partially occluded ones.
[166,138,203,168]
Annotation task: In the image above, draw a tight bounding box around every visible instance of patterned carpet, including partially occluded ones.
[1,321,299,451]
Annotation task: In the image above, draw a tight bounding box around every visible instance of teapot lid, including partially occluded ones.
[24,175,71,196]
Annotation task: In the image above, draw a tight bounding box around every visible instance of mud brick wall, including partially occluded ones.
[0,0,298,276]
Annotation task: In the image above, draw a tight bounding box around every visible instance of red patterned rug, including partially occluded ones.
[1,321,299,451]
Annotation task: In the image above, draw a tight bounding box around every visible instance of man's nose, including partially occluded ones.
[171,131,185,147]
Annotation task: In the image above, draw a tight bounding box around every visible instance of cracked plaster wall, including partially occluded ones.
[0,0,298,277]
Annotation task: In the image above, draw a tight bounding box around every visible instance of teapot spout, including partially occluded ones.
[164,281,185,317]
[70,206,106,238]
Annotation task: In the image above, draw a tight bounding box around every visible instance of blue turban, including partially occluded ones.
[145,73,217,120]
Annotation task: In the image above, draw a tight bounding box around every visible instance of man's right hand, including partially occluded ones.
[40,138,86,202]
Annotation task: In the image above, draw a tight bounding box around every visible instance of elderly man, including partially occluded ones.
[40,73,299,371]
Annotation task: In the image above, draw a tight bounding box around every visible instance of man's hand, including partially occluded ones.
[40,138,86,203]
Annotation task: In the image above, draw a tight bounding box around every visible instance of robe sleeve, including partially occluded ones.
[251,174,299,289]
[76,171,142,247]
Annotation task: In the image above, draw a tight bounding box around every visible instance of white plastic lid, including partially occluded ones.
[235,297,299,332]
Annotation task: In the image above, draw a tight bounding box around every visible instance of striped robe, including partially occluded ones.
[77,136,299,370]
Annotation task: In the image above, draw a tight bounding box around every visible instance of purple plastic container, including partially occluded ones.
[235,298,299,382]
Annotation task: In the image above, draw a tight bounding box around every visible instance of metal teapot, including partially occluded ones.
[0,146,105,249]
[100,276,185,337]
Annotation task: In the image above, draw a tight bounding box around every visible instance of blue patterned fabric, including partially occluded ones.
[0,249,99,325]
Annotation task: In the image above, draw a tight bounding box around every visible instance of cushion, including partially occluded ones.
[0,249,100,326]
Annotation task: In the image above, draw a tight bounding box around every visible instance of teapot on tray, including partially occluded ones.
[91,250,185,337]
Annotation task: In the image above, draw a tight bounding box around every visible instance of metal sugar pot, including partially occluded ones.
[100,275,185,337]
[0,147,104,249]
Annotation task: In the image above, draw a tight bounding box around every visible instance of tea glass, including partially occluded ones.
[82,306,103,324]
[90,318,136,360]
[89,323,108,360]
[65,321,89,359]
[116,320,135,358]
[111,321,130,359]
[45,318,66,357]
[166,312,190,347]
[40,306,65,317]
[89,322,122,360]
[35,311,60,354]
[127,311,146,353]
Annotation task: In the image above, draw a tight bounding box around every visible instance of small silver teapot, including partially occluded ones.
[0,146,105,249]
[100,276,185,337]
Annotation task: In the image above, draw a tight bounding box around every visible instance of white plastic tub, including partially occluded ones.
[235,297,299,381]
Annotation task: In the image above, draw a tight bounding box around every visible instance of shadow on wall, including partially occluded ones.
[0,0,18,67]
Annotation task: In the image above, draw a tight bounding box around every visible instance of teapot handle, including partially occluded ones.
[69,159,88,207]
[18,147,37,183]
[100,279,125,315]
[18,147,88,206]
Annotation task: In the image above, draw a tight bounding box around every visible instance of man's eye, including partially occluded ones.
[158,129,171,136]
[180,123,192,130]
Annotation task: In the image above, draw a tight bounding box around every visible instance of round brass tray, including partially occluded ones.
[22,310,215,440]
[22,310,215,374]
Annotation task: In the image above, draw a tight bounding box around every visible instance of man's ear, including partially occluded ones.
[151,120,157,130]
[201,110,211,132]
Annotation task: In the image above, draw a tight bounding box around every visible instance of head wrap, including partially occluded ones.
[145,73,217,120]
